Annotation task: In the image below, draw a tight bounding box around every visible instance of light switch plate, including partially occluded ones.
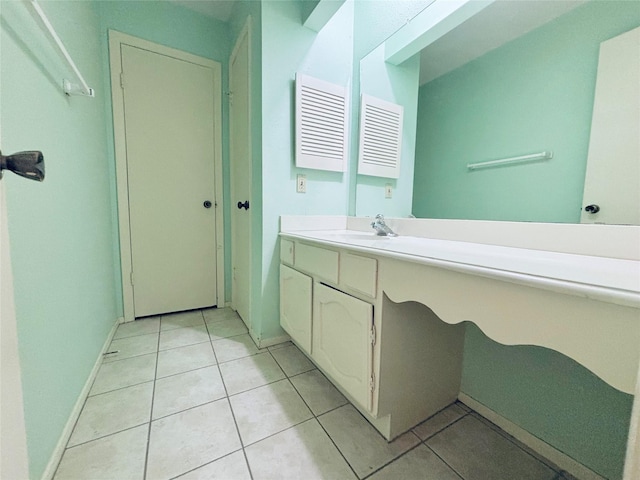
[297,174,307,193]
[385,183,393,199]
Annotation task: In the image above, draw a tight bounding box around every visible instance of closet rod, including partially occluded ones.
[30,0,95,97]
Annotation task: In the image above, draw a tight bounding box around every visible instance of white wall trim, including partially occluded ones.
[459,392,605,480]
[108,30,225,321]
[41,317,121,480]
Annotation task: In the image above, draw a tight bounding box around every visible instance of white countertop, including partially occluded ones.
[280,228,640,309]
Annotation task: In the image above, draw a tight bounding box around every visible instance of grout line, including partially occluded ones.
[468,411,564,474]
[167,448,245,480]
[63,422,150,450]
[155,362,218,381]
[205,317,255,479]
[423,443,466,480]
[142,327,162,479]
[88,378,155,398]
[314,409,361,479]
[360,442,427,480]
[415,410,470,442]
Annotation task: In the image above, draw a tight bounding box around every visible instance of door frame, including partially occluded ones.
[229,18,252,325]
[109,31,224,322]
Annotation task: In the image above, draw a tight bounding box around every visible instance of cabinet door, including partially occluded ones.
[280,265,312,354]
[313,282,373,411]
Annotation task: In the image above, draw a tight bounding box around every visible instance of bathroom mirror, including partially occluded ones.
[355,0,640,224]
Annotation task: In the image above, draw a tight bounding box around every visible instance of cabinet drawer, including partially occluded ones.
[295,243,339,284]
[341,253,377,298]
[280,239,295,266]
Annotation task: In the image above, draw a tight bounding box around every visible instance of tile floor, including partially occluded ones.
[53,308,576,480]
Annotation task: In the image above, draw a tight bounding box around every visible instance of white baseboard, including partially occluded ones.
[41,317,121,480]
[458,393,605,480]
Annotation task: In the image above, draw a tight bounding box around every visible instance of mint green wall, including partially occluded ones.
[0,2,117,478]
[463,325,633,479]
[350,0,431,215]
[413,1,640,223]
[257,0,354,341]
[96,0,232,305]
[408,2,639,478]
[300,0,321,24]
[356,46,419,217]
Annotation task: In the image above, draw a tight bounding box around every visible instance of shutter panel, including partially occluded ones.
[358,94,403,178]
[296,73,349,172]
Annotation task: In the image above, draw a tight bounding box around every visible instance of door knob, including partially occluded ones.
[237,200,249,210]
[203,200,212,208]
[584,204,600,214]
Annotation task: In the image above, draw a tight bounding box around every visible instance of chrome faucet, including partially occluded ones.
[371,214,397,237]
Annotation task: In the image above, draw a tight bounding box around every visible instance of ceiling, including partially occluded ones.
[168,0,237,22]
[419,0,586,85]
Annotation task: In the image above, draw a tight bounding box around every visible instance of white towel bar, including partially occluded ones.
[468,151,553,171]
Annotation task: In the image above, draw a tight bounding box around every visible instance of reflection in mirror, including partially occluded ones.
[358,0,640,224]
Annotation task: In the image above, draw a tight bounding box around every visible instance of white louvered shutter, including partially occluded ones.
[357,94,403,178]
[295,73,349,172]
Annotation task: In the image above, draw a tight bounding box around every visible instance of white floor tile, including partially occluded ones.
[219,352,285,395]
[207,316,248,341]
[161,310,204,331]
[90,353,156,395]
[229,379,313,446]
[267,341,293,351]
[212,334,259,363]
[270,344,315,377]
[203,307,240,324]
[103,332,158,362]
[176,450,251,480]
[146,399,241,480]
[152,366,226,419]
[68,382,153,447]
[113,317,160,339]
[290,369,348,416]
[426,415,557,480]
[54,425,148,480]
[245,419,357,480]
[318,404,421,479]
[413,403,467,440]
[368,444,461,480]
[159,324,210,351]
[156,342,216,379]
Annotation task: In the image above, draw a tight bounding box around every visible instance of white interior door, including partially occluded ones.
[122,44,218,317]
[581,26,640,225]
[230,22,252,327]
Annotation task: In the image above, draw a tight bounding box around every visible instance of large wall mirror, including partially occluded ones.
[356,0,639,225]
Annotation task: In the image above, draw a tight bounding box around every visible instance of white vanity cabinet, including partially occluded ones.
[279,264,312,354]
[279,238,378,413]
[313,282,374,411]
[279,235,465,441]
